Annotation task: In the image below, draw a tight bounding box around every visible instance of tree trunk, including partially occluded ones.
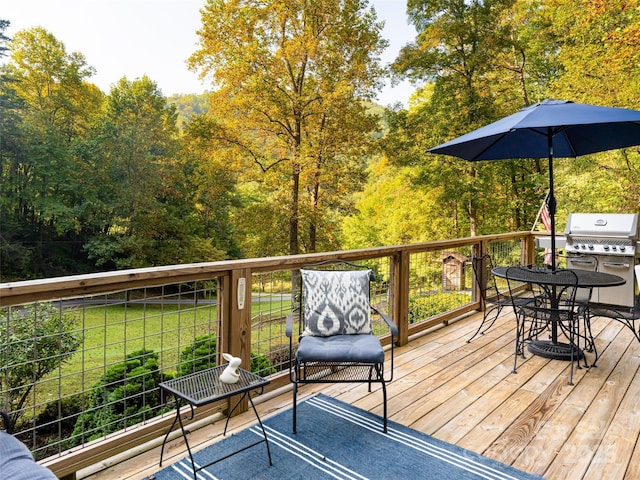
[468,198,477,237]
[289,161,300,255]
[309,156,321,253]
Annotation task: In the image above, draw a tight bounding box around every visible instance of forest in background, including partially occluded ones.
[1,0,640,282]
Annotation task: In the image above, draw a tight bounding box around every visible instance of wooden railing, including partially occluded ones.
[0,232,539,478]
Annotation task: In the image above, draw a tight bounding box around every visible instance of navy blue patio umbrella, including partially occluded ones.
[428,99,640,269]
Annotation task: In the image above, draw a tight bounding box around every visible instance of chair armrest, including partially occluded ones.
[588,303,640,343]
[286,308,301,338]
[286,313,294,338]
[371,306,398,338]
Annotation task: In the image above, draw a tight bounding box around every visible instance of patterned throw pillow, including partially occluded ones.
[301,269,372,337]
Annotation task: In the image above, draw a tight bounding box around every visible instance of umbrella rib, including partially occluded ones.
[526,126,578,158]
[469,131,512,161]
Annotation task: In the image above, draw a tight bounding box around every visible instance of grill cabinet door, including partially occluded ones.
[598,256,636,307]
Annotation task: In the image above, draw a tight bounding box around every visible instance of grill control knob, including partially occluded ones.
[604,245,610,251]
[620,246,626,252]
[588,244,594,250]
[612,245,617,251]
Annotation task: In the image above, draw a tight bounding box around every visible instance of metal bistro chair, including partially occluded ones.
[286,261,397,434]
[467,254,534,342]
[588,264,640,344]
[562,254,599,366]
[506,266,582,385]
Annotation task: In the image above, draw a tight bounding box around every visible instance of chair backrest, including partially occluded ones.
[298,262,374,337]
[471,254,501,301]
[506,265,579,311]
[564,254,598,303]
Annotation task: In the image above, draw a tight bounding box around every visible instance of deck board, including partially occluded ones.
[80,307,640,480]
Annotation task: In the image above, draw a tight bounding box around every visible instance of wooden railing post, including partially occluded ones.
[390,251,410,346]
[473,240,489,309]
[522,233,536,266]
[219,267,253,415]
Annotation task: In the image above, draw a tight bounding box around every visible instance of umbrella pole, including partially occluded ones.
[548,137,556,271]
[548,132,559,344]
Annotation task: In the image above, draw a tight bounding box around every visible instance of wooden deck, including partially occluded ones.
[79,307,640,480]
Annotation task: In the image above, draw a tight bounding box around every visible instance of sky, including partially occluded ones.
[1,0,418,107]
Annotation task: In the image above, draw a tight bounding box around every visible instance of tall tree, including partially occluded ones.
[1,27,103,278]
[82,76,223,268]
[545,0,640,107]
[0,19,29,278]
[189,0,387,255]
[0,19,9,58]
[390,0,548,237]
[542,0,640,213]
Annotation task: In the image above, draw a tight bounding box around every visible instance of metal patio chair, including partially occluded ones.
[467,254,534,342]
[561,254,599,366]
[588,264,640,344]
[286,261,397,434]
[506,266,582,385]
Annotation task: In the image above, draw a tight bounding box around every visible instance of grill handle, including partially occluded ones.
[602,261,631,268]
[568,258,597,266]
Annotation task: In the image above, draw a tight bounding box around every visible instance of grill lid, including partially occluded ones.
[565,213,639,239]
[565,213,639,256]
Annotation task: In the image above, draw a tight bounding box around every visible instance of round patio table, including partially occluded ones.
[491,266,625,360]
[492,266,625,289]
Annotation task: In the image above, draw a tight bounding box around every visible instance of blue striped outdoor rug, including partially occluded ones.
[148,393,543,480]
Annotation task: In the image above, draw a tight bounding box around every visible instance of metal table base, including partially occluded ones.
[528,340,584,361]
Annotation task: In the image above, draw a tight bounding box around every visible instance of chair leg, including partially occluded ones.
[578,315,589,369]
[382,379,388,433]
[584,313,598,367]
[513,315,525,374]
[568,321,575,385]
[467,305,502,343]
[292,365,299,434]
[574,316,586,370]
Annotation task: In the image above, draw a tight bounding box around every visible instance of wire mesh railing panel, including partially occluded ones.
[487,239,525,267]
[488,239,527,293]
[368,257,392,336]
[251,270,295,376]
[0,281,219,460]
[250,258,395,376]
[408,246,474,325]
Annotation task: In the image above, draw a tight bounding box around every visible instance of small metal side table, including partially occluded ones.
[159,365,272,479]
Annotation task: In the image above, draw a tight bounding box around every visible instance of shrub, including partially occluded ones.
[177,334,275,377]
[267,343,292,372]
[0,303,81,428]
[33,393,87,460]
[177,333,217,376]
[70,349,170,444]
[36,393,86,436]
[250,352,276,377]
[408,292,470,324]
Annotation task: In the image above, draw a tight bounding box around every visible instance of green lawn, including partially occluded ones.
[49,298,293,403]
